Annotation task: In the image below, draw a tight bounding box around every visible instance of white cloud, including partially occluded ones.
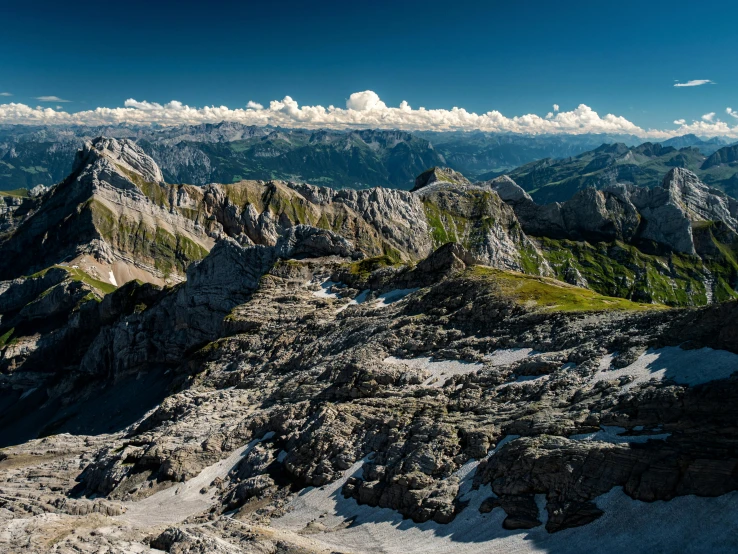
[727,108,738,120]
[345,90,387,111]
[702,112,716,122]
[0,92,11,97]
[672,118,738,138]
[2,91,738,138]
[553,104,559,112]
[35,95,71,102]
[674,79,714,87]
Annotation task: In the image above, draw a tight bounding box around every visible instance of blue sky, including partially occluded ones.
[1,0,737,135]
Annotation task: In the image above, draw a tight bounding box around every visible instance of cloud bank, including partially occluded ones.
[674,79,714,87]
[1,90,738,138]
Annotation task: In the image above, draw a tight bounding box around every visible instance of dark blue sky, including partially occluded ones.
[1,0,736,129]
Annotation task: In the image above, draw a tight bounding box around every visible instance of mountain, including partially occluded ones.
[498,141,738,203]
[415,131,645,177]
[660,133,730,155]
[702,143,738,168]
[0,124,446,191]
[7,124,729,193]
[3,142,738,551]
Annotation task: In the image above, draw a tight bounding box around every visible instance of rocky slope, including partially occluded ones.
[1,235,738,552]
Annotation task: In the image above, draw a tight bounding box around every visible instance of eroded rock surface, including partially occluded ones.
[2,237,738,552]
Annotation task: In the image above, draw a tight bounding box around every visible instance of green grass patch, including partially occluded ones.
[64,267,117,294]
[469,265,666,312]
[26,264,116,295]
[0,188,29,199]
[0,328,15,348]
[348,255,403,279]
[536,237,714,306]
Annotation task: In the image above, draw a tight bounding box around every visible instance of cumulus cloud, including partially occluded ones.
[674,79,714,87]
[0,92,11,97]
[1,91,738,138]
[727,108,738,119]
[671,118,738,138]
[553,104,559,112]
[673,119,686,125]
[345,90,387,111]
[35,95,70,102]
[702,112,716,122]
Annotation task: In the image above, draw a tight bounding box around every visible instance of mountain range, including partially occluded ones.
[2,138,738,552]
[502,140,738,203]
[2,123,736,194]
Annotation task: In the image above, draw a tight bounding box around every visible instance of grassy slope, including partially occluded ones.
[0,188,29,199]
[469,266,665,312]
[31,265,117,295]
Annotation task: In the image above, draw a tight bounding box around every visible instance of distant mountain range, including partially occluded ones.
[1,124,736,198]
[502,140,738,203]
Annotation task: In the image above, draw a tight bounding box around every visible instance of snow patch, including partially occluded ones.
[118,432,274,527]
[485,348,535,366]
[272,446,738,554]
[19,387,38,400]
[272,458,738,554]
[374,288,419,307]
[108,271,118,287]
[569,425,670,444]
[351,289,371,304]
[383,356,484,387]
[312,280,341,299]
[595,347,738,389]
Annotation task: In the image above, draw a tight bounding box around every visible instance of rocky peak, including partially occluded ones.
[701,144,738,169]
[486,175,533,204]
[661,167,738,230]
[81,137,164,183]
[412,167,472,192]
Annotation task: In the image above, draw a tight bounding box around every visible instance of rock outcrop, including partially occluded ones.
[487,167,738,255]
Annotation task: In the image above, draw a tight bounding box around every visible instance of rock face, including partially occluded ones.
[702,144,738,169]
[5,140,738,552]
[488,167,738,255]
[88,137,164,184]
